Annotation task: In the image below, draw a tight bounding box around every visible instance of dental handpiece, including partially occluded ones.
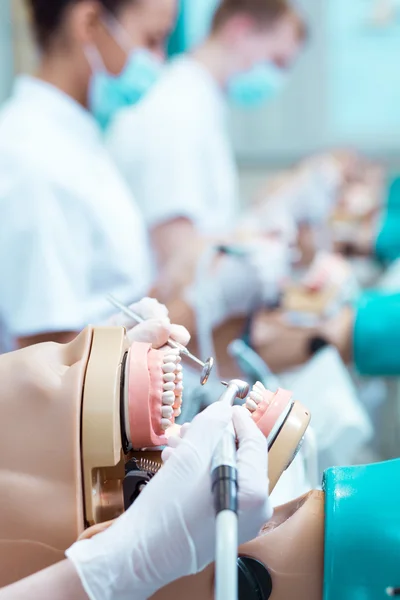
[212,380,250,600]
[107,295,214,386]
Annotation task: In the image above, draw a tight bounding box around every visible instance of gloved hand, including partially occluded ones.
[246,238,292,304]
[66,402,272,600]
[185,240,291,328]
[258,155,343,228]
[107,296,190,348]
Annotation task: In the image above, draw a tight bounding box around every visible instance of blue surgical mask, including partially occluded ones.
[228,63,287,108]
[89,49,162,130]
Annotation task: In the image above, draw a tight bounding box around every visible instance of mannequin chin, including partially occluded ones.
[152,491,324,600]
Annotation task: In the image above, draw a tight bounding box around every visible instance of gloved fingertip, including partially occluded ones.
[161,447,174,463]
[232,405,253,430]
[233,405,252,419]
[169,434,183,448]
[170,324,191,347]
[187,402,233,441]
[180,423,191,438]
[232,406,267,445]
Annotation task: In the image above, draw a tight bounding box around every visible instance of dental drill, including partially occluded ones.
[212,379,250,600]
[107,295,214,386]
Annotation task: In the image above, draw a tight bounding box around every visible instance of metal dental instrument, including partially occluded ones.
[107,295,214,386]
[212,379,250,600]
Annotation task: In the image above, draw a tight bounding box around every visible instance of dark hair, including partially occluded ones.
[212,0,305,38]
[26,0,133,48]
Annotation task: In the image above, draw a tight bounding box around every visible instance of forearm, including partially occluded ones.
[0,560,88,600]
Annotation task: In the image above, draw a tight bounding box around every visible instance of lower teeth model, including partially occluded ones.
[244,381,294,439]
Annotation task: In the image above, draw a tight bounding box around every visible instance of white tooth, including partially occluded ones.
[246,398,258,412]
[164,354,179,364]
[162,406,174,419]
[162,362,176,373]
[165,347,179,354]
[162,391,175,405]
[175,372,183,382]
[163,382,175,392]
[161,418,172,431]
[176,364,183,372]
[174,408,182,418]
[254,381,265,392]
[175,383,184,393]
[250,391,263,403]
[163,373,175,383]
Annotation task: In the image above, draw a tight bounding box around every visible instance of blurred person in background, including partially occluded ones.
[107,0,307,334]
[249,290,400,378]
[0,0,176,351]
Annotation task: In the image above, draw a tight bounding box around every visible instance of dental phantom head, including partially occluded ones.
[244,383,311,492]
[81,327,186,528]
[0,324,311,588]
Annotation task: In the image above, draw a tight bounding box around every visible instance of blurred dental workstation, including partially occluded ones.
[2,0,400,598]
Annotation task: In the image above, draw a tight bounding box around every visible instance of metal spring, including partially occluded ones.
[135,457,162,475]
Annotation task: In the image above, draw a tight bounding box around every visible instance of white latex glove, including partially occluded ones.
[259,156,343,228]
[185,241,291,328]
[66,403,272,600]
[246,239,291,304]
[107,297,190,348]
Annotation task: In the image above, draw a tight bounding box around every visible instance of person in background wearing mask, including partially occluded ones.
[107,0,306,330]
[92,0,177,129]
[0,0,176,352]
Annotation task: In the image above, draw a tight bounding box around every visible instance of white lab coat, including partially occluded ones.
[0,76,152,350]
[107,57,239,236]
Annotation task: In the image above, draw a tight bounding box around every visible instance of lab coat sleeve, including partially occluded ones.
[0,173,91,337]
[354,291,400,376]
[108,109,208,230]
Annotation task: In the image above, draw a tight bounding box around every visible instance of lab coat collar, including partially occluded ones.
[13,75,102,144]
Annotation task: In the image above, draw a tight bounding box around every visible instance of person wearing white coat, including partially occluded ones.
[0,0,177,351]
[107,0,306,331]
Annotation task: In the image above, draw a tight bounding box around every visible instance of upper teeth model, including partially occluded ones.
[161,348,184,431]
[245,381,266,413]
[124,341,186,449]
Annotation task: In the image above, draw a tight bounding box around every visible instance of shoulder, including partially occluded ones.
[114,58,212,133]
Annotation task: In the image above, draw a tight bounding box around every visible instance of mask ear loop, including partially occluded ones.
[84,43,107,74]
[84,11,132,77]
[102,11,133,54]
